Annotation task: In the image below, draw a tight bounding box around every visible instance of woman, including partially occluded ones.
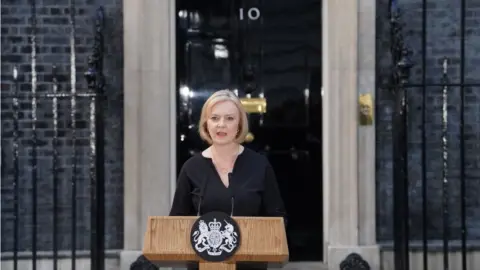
[170,89,287,269]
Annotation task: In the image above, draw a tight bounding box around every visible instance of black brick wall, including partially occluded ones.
[4,0,479,252]
[376,0,480,242]
[1,0,124,252]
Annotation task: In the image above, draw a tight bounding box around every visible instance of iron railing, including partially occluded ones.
[387,0,479,269]
[1,3,106,270]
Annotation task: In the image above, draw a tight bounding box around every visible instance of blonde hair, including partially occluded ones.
[198,90,249,144]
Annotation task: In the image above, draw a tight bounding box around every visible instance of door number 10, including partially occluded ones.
[239,7,261,21]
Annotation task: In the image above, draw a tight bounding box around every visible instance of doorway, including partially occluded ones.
[175,0,323,261]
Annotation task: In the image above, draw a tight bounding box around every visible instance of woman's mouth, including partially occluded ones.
[216,132,227,137]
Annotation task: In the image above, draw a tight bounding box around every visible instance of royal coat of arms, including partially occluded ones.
[190,211,241,262]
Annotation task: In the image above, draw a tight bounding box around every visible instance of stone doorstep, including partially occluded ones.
[170,262,329,270]
[277,262,328,270]
[171,262,328,270]
[171,262,329,270]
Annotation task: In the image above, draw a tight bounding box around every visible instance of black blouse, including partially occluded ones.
[169,147,287,219]
[168,147,287,270]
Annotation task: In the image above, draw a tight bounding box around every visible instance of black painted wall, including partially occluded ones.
[376,0,480,242]
[1,0,124,252]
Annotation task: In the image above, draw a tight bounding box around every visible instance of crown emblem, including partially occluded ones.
[208,218,222,231]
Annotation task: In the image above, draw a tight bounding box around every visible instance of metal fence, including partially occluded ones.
[1,3,106,270]
[387,0,480,269]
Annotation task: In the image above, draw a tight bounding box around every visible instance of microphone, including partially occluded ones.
[229,173,235,216]
[197,176,208,216]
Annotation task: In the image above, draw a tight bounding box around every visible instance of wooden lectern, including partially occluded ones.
[142,216,289,270]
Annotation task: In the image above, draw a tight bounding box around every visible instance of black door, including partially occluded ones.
[175,0,323,261]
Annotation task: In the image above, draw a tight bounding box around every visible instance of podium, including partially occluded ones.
[142,215,289,270]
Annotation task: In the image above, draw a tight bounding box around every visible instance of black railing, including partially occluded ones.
[85,6,107,270]
[390,2,413,270]
[1,4,106,270]
[388,0,478,269]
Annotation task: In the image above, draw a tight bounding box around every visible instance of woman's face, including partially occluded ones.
[206,100,240,145]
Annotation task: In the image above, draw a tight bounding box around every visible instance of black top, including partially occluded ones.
[169,147,287,270]
[169,147,286,219]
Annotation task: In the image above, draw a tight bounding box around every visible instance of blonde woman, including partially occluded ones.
[169,90,286,270]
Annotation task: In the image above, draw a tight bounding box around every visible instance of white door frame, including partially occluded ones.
[123,0,378,268]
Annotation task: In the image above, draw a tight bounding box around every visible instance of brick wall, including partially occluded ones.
[5,0,480,252]
[376,0,480,241]
[1,0,124,252]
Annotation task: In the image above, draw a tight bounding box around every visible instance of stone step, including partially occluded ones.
[277,262,328,270]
